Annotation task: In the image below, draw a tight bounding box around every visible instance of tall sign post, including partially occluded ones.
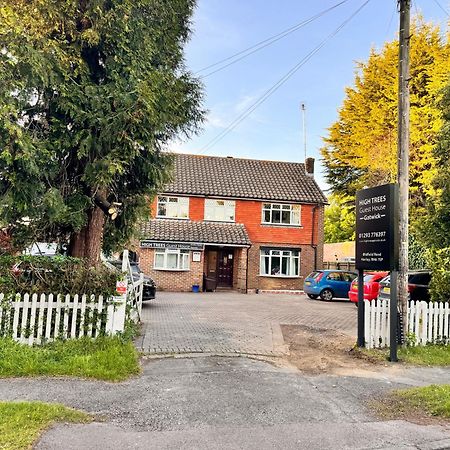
[355,184,399,360]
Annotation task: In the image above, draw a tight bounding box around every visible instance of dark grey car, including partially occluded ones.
[377,270,431,302]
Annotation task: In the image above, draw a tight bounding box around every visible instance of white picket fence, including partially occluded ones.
[0,292,128,345]
[365,299,450,348]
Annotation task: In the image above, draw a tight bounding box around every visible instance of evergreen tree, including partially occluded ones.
[321,21,450,213]
[0,1,204,264]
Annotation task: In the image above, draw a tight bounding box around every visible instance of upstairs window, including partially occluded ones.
[157,196,189,219]
[262,203,300,226]
[260,248,300,277]
[204,199,235,222]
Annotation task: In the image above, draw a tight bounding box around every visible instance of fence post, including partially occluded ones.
[109,294,127,334]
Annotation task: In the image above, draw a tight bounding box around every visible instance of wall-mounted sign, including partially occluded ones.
[356,183,399,271]
[192,251,201,262]
[140,241,204,251]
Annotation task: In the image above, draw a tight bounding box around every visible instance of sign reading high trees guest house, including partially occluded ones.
[137,154,327,293]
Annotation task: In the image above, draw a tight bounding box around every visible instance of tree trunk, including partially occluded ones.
[68,205,105,266]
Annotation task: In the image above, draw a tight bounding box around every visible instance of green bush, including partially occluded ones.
[426,247,450,302]
[0,255,118,296]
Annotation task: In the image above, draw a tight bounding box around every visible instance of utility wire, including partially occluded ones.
[198,0,372,154]
[432,0,449,17]
[195,0,350,79]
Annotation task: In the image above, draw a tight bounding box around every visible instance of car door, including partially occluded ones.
[326,272,346,297]
[341,272,357,298]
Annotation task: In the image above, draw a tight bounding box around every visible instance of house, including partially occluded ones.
[137,153,327,293]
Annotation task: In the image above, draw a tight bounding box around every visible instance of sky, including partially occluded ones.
[173,0,449,192]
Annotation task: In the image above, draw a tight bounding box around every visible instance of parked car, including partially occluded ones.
[348,271,389,305]
[377,270,431,302]
[108,260,156,301]
[304,270,357,301]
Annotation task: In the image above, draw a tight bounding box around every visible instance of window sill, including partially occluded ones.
[261,223,303,228]
[203,220,236,223]
[259,275,301,279]
[155,216,189,220]
[153,268,190,272]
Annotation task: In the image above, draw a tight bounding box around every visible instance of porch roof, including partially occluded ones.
[141,219,251,246]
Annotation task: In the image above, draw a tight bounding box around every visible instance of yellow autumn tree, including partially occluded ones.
[321,19,450,213]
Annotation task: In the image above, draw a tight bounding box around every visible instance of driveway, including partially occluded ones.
[137,292,357,356]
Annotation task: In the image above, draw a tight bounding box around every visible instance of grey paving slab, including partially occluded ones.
[138,292,356,356]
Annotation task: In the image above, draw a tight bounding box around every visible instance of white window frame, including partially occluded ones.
[157,196,189,219]
[259,248,300,277]
[261,203,301,226]
[154,249,190,271]
[204,199,235,222]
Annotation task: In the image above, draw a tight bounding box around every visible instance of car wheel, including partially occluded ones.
[307,294,318,299]
[320,289,333,301]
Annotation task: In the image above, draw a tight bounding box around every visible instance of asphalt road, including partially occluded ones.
[0,357,448,449]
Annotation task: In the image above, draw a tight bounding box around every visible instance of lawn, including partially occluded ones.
[360,344,450,366]
[0,336,141,381]
[0,401,91,450]
[372,385,450,422]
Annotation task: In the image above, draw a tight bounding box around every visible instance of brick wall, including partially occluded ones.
[247,243,315,292]
[138,248,204,292]
[232,248,248,292]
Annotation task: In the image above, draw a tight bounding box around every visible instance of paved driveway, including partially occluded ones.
[137,292,356,356]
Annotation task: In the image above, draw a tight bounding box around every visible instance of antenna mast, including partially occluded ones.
[301,103,307,162]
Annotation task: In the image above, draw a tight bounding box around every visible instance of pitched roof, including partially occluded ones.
[141,219,251,246]
[163,153,327,204]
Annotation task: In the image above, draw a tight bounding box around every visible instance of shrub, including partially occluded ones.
[0,255,118,296]
[426,247,450,302]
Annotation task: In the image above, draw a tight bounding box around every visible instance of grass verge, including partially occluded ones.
[371,385,450,423]
[0,401,91,450]
[0,336,140,381]
[355,344,450,366]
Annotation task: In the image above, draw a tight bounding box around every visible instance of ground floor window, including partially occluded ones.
[154,249,190,270]
[260,248,300,277]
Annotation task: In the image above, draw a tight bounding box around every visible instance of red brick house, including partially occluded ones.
[137,153,327,293]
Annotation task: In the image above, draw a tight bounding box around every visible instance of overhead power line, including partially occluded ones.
[432,0,449,17]
[196,0,350,79]
[198,0,372,154]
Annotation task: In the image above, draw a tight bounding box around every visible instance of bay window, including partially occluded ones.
[260,248,300,277]
[154,249,190,270]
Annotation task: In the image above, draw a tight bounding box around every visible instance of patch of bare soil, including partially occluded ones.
[281,324,388,375]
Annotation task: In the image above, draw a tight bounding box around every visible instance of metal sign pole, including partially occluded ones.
[389,270,398,361]
[357,269,365,347]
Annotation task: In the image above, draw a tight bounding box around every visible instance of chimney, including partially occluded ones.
[305,157,315,177]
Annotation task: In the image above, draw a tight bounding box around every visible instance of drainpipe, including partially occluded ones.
[245,245,251,294]
[311,205,318,270]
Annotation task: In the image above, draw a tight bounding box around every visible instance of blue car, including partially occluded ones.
[303,270,357,301]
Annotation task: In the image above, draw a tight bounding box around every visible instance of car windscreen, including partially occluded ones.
[409,272,431,285]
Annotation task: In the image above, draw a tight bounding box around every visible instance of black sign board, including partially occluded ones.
[355,183,399,271]
[140,241,204,251]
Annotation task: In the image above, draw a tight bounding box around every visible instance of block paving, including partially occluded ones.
[137,292,357,356]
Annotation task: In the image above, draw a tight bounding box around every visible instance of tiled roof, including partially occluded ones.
[163,153,327,204]
[141,219,251,246]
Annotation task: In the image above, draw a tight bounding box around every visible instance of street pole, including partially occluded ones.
[397,0,410,339]
[301,103,307,162]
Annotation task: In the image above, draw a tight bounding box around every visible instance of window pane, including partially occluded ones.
[272,250,281,255]
[272,204,281,210]
[282,251,291,256]
[158,203,166,216]
[168,197,178,203]
[291,210,300,225]
[281,257,289,275]
[155,253,164,268]
[167,253,178,269]
[281,211,290,224]
[263,204,271,210]
[282,204,291,210]
[272,210,281,223]
[292,257,299,276]
[264,210,271,223]
[261,256,270,275]
[271,256,281,275]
